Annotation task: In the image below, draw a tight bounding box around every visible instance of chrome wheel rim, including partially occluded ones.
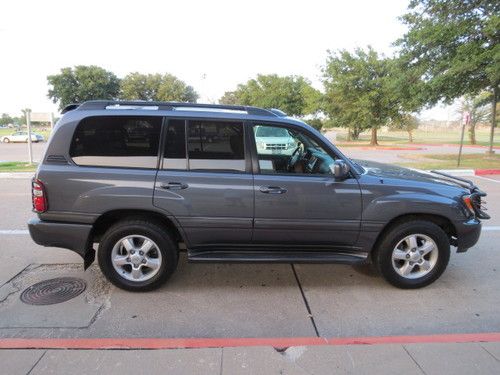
[391,234,438,279]
[111,235,162,282]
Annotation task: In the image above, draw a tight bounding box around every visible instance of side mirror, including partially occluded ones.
[330,160,351,180]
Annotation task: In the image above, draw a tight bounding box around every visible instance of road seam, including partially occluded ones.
[291,264,320,337]
[480,343,500,362]
[402,345,427,375]
[26,350,47,375]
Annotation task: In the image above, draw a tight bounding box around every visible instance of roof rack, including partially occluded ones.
[62,100,286,117]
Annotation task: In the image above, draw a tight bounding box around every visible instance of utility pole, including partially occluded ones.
[26,109,33,165]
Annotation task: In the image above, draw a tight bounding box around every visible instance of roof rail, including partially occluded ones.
[69,100,280,117]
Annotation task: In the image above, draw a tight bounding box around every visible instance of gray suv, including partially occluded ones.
[28,101,489,291]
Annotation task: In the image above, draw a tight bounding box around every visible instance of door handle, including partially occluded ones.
[159,182,189,190]
[259,186,287,194]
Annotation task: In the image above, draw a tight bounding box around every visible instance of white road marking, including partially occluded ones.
[474,175,500,183]
[483,226,500,231]
[0,229,29,234]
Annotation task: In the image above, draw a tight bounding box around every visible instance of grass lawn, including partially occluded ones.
[331,127,500,147]
[398,153,500,170]
[0,161,37,172]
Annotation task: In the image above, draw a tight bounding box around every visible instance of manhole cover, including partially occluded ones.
[20,277,87,306]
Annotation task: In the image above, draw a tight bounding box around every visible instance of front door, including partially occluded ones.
[250,123,362,248]
[153,118,254,250]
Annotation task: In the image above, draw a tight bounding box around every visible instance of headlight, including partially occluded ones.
[257,141,266,148]
[462,195,474,215]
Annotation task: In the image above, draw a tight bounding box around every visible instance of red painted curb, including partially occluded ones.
[1,333,499,350]
[359,147,424,151]
[475,169,500,175]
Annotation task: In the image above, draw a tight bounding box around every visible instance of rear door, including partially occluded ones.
[250,122,362,248]
[153,118,254,249]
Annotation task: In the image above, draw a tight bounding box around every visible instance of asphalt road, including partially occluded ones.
[0,175,499,340]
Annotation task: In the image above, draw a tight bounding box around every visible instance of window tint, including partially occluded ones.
[70,116,162,168]
[163,119,187,170]
[187,120,245,172]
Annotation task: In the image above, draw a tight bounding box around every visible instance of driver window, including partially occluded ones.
[252,124,334,175]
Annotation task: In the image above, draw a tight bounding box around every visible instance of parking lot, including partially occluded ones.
[0,173,499,339]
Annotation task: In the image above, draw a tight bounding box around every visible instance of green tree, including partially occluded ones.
[47,66,120,110]
[322,47,399,145]
[458,93,491,144]
[219,74,321,116]
[120,73,198,102]
[389,114,419,143]
[0,113,14,126]
[397,0,500,153]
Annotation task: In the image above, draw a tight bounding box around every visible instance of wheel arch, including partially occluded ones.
[90,209,187,247]
[370,213,457,256]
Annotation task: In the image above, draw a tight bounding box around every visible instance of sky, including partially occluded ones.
[0,0,453,119]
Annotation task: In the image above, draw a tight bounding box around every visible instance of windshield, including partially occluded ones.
[255,126,289,137]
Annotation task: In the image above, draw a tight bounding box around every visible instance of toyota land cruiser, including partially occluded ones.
[28,101,489,291]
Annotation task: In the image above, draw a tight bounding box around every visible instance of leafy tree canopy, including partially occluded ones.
[47,65,120,110]
[219,74,321,116]
[120,73,198,103]
[322,47,401,144]
[397,0,499,150]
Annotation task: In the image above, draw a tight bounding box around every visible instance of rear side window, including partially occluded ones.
[70,116,162,169]
[187,120,245,172]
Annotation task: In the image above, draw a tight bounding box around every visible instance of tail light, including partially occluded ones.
[32,179,48,213]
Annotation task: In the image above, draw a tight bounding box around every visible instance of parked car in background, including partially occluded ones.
[1,131,44,143]
[254,125,296,155]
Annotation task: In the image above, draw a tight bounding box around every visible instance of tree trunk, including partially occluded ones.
[488,86,498,154]
[408,129,413,143]
[370,127,378,146]
[468,124,476,145]
[347,128,352,142]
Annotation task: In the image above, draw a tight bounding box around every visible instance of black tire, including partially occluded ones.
[97,219,178,291]
[374,220,450,289]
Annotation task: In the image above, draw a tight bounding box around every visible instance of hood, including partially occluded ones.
[353,159,470,191]
[255,136,293,144]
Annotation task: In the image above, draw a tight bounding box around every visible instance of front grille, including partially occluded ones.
[471,191,490,219]
[265,143,287,150]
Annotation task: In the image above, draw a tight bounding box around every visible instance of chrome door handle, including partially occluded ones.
[159,182,188,190]
[259,186,287,194]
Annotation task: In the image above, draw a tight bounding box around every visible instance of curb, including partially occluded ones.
[431,169,500,177]
[0,332,499,350]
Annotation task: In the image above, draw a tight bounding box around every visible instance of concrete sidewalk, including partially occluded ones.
[2,341,500,374]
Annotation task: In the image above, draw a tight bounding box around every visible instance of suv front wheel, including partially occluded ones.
[374,220,450,289]
[97,219,178,291]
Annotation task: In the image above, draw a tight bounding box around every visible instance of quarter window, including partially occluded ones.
[70,116,162,168]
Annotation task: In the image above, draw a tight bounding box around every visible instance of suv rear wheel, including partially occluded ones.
[374,220,450,289]
[97,219,178,291]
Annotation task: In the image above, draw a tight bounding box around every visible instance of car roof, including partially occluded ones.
[59,100,311,130]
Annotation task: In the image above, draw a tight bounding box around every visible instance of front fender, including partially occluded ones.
[362,192,466,223]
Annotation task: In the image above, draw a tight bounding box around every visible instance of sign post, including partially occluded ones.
[457,111,470,167]
[26,109,33,165]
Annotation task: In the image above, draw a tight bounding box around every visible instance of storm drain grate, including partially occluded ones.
[20,277,87,306]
